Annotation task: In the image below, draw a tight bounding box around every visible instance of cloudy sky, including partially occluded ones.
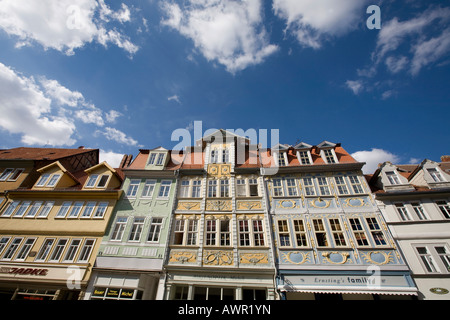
[0,0,448,173]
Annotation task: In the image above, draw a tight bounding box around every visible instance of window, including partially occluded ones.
[220,219,230,246]
[278,220,290,247]
[313,219,328,247]
[436,201,450,219]
[49,239,67,262]
[147,218,163,242]
[180,180,190,198]
[63,239,82,262]
[412,202,428,220]
[222,149,230,163]
[286,178,298,196]
[36,174,51,187]
[236,179,246,197]
[81,201,96,218]
[334,176,349,195]
[35,239,54,261]
[395,203,411,221]
[68,202,83,218]
[277,153,286,166]
[238,218,265,247]
[173,218,198,246]
[210,150,218,163]
[293,220,308,247]
[191,180,201,197]
[386,171,400,185]
[0,237,10,256]
[249,179,258,196]
[329,219,346,246]
[46,174,61,187]
[303,178,315,196]
[323,149,336,164]
[208,180,217,197]
[56,201,72,218]
[37,201,54,218]
[111,217,127,241]
[220,180,229,197]
[298,151,311,165]
[349,218,369,246]
[174,286,189,300]
[141,180,156,198]
[8,168,24,181]
[205,217,231,246]
[237,178,259,197]
[156,153,165,165]
[15,238,36,260]
[272,179,283,196]
[242,289,266,300]
[2,200,20,217]
[25,201,43,218]
[86,174,99,188]
[158,180,172,198]
[148,153,157,165]
[126,179,140,197]
[436,247,450,272]
[427,168,444,182]
[78,239,95,262]
[93,202,108,218]
[129,217,145,241]
[194,287,234,300]
[317,177,330,196]
[14,201,31,217]
[2,237,23,260]
[0,168,14,181]
[366,217,387,245]
[348,175,364,194]
[417,247,438,273]
[205,219,217,246]
[96,175,109,188]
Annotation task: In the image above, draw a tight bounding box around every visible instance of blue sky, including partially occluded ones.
[0,0,449,173]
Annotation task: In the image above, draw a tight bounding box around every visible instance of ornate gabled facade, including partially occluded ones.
[368,156,450,299]
[164,130,277,300]
[0,159,122,300]
[86,148,179,300]
[264,142,417,300]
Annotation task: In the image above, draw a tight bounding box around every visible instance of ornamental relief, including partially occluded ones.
[309,197,332,209]
[236,200,262,210]
[203,250,234,266]
[239,253,269,265]
[169,250,197,264]
[321,251,352,264]
[281,251,311,265]
[360,251,394,265]
[177,201,201,211]
[206,200,232,211]
[207,164,231,178]
[342,197,369,208]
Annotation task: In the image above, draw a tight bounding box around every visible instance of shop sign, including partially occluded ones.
[0,267,48,276]
[120,289,134,299]
[106,288,120,298]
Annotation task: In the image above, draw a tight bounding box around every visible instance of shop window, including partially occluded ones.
[194,287,234,300]
[174,286,189,300]
[91,287,142,300]
[242,288,266,300]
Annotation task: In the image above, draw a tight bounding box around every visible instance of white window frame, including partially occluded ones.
[35,238,55,262]
[77,239,96,262]
[0,237,10,256]
[293,219,308,247]
[366,217,388,246]
[63,239,82,263]
[158,180,172,198]
[238,218,265,247]
[147,217,164,243]
[13,201,31,218]
[173,217,198,246]
[297,150,312,165]
[395,203,412,221]
[93,202,108,218]
[303,177,316,196]
[141,179,156,198]
[126,179,140,198]
[4,168,25,182]
[2,200,20,217]
[436,200,450,219]
[14,237,36,261]
[411,202,429,220]
[156,153,165,166]
[272,178,283,196]
[285,178,298,196]
[148,153,157,165]
[328,218,347,247]
[220,179,229,197]
[49,238,68,262]
[277,220,291,247]
[25,201,43,218]
[334,176,349,195]
[67,201,84,219]
[46,174,62,187]
[312,218,329,247]
[37,201,54,218]
[110,217,128,241]
[348,218,370,247]
[55,201,72,218]
[415,245,440,273]
[321,149,338,164]
[317,176,331,196]
[427,167,445,182]
[81,201,96,218]
[0,168,14,181]
[277,152,287,167]
[1,237,23,260]
[128,217,145,242]
[348,175,364,194]
[385,171,401,185]
[96,174,110,188]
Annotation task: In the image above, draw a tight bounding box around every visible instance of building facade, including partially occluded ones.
[0,158,122,300]
[264,142,417,300]
[85,148,179,300]
[164,130,277,300]
[368,157,450,299]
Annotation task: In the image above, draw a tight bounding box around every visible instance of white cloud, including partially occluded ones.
[40,78,84,107]
[99,149,125,168]
[345,80,364,95]
[351,148,401,174]
[105,110,123,123]
[75,108,104,126]
[99,127,138,146]
[385,56,409,74]
[161,0,278,73]
[168,95,181,104]
[0,0,138,55]
[0,62,76,146]
[273,0,369,49]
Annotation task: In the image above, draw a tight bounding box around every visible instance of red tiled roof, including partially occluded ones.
[0,147,97,161]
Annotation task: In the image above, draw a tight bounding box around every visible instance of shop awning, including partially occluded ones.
[278,284,418,296]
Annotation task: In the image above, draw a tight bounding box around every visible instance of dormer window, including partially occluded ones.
[385,171,401,185]
[85,174,110,188]
[298,151,311,165]
[277,152,287,166]
[322,149,337,164]
[35,173,61,187]
[210,149,218,163]
[156,153,165,165]
[0,168,25,182]
[210,148,230,164]
[148,152,166,166]
[427,168,444,182]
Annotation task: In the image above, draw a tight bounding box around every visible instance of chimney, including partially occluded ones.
[78,146,85,149]
[441,155,450,162]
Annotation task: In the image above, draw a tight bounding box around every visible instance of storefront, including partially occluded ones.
[277,270,418,300]
[0,262,89,300]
